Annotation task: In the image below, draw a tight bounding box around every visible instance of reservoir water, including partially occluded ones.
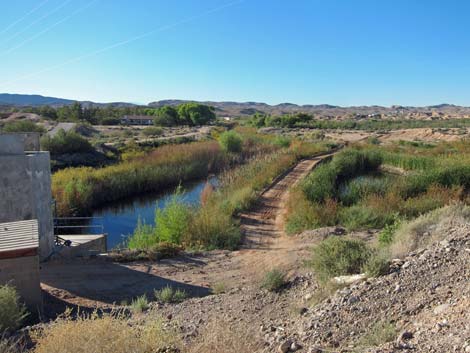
[89,178,217,249]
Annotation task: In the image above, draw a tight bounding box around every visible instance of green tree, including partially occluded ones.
[177,103,216,125]
[153,106,179,126]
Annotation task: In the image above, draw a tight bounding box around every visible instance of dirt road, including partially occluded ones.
[41,154,333,312]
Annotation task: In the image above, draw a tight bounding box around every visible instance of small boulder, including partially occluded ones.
[279,340,293,353]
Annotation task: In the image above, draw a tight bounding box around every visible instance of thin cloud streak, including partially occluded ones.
[0,0,245,89]
[0,0,51,36]
[0,0,99,57]
[0,0,73,45]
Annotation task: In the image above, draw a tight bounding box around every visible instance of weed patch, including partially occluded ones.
[0,285,28,333]
[130,295,149,313]
[355,321,397,350]
[154,286,187,303]
[261,269,286,292]
[310,237,371,283]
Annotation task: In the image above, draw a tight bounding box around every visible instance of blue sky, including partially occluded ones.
[1,0,469,106]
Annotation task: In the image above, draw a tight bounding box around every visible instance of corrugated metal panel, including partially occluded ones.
[0,220,39,253]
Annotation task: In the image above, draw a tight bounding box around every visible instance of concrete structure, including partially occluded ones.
[59,234,107,257]
[0,133,54,259]
[0,219,42,314]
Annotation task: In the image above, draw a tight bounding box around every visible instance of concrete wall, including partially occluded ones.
[27,153,54,257]
[0,134,24,154]
[0,133,40,153]
[0,135,54,259]
[0,154,34,221]
[0,255,43,314]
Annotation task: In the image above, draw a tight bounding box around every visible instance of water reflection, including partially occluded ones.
[90,177,218,249]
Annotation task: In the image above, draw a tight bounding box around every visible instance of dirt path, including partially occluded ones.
[41,154,333,312]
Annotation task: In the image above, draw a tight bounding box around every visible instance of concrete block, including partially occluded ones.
[0,255,43,315]
[0,134,24,154]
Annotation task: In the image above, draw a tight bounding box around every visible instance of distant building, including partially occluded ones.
[121,115,154,125]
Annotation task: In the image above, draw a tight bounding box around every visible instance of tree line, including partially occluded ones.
[248,112,470,130]
[8,102,216,126]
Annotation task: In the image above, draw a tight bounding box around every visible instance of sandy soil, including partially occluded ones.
[379,128,468,143]
[40,154,334,315]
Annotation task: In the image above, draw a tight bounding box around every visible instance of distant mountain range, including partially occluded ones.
[0,93,75,106]
[0,93,135,108]
[1,93,470,118]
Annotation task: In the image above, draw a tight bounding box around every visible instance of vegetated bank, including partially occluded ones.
[124,136,333,252]
[245,112,470,131]
[53,128,331,219]
[285,140,470,296]
[286,140,470,234]
[52,130,265,217]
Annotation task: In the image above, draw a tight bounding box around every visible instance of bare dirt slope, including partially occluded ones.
[41,154,332,312]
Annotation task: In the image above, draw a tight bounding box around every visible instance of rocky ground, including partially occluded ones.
[136,218,469,353]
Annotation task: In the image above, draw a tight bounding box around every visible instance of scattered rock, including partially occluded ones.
[279,339,293,353]
[333,273,366,285]
[433,303,450,315]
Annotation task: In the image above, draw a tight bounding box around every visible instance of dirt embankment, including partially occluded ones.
[40,151,470,353]
[41,154,334,311]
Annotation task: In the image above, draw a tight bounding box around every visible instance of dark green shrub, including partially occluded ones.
[2,120,45,133]
[310,237,371,282]
[41,129,94,155]
[218,131,243,153]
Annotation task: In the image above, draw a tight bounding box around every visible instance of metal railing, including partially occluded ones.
[53,217,104,236]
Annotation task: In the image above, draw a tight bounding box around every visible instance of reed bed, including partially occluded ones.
[286,142,470,233]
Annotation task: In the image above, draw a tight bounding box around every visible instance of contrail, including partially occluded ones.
[0,0,99,57]
[0,0,51,36]
[0,0,73,45]
[0,0,245,89]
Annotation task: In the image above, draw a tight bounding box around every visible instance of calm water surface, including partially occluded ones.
[90,178,217,249]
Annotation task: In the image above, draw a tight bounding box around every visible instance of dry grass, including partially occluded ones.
[389,203,470,258]
[32,313,180,353]
[307,282,346,307]
[211,282,226,294]
[355,321,397,351]
[187,319,263,353]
